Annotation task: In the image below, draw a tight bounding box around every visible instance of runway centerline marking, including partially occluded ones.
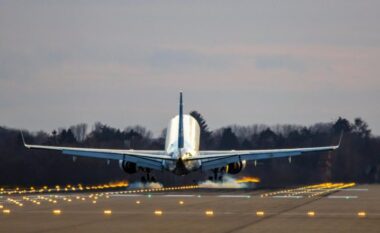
[217,195,251,198]
[327,195,358,199]
[110,194,143,197]
[341,188,368,191]
[164,194,195,197]
[272,196,303,199]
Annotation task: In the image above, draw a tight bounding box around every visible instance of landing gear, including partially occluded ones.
[140,169,156,183]
[208,168,224,182]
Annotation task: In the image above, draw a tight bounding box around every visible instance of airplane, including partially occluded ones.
[21,92,342,182]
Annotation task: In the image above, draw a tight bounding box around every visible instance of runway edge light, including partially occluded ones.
[52,209,61,215]
[205,210,214,216]
[3,209,11,214]
[104,210,112,215]
[357,211,366,218]
[256,211,265,216]
[154,210,163,216]
[307,211,315,217]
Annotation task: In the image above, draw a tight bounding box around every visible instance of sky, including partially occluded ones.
[0,0,379,136]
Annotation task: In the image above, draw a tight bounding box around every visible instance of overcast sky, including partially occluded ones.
[1,0,379,135]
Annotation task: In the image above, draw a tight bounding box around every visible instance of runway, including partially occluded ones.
[1,183,379,233]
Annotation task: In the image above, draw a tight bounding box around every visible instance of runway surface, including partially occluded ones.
[1,183,379,233]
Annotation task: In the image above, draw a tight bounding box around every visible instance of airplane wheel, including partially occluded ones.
[141,176,147,183]
[150,176,156,183]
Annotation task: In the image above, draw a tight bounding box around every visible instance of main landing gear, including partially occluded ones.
[208,168,224,182]
[140,168,156,183]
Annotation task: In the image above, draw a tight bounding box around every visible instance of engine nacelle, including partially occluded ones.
[225,161,246,174]
[119,161,137,174]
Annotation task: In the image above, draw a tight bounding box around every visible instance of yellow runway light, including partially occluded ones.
[307,211,315,217]
[154,210,163,216]
[92,201,97,204]
[3,209,11,214]
[52,209,61,215]
[0,205,3,209]
[256,211,265,216]
[179,201,184,205]
[236,176,260,183]
[358,211,366,218]
[104,210,112,215]
[136,200,141,204]
[205,210,214,216]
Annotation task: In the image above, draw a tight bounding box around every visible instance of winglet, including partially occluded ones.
[337,131,344,147]
[20,130,29,148]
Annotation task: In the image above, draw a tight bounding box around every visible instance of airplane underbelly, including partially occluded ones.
[163,159,201,175]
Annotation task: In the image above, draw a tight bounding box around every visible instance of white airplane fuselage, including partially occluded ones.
[163,114,202,175]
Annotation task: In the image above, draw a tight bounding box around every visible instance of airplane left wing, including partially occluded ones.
[21,132,174,171]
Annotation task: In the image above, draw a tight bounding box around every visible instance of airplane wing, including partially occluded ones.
[194,134,343,171]
[20,132,174,171]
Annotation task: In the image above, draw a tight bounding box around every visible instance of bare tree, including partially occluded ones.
[70,123,88,142]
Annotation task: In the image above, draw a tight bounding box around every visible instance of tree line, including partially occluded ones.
[0,112,379,187]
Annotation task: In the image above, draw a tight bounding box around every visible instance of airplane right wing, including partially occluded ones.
[193,134,343,171]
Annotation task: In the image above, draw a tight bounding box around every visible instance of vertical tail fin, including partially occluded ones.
[178,92,184,149]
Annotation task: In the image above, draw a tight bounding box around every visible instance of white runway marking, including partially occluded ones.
[328,195,358,199]
[272,195,303,199]
[111,194,143,197]
[341,188,368,191]
[217,195,251,198]
[163,195,195,197]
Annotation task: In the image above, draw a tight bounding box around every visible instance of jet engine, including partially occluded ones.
[225,161,246,174]
[119,161,137,174]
